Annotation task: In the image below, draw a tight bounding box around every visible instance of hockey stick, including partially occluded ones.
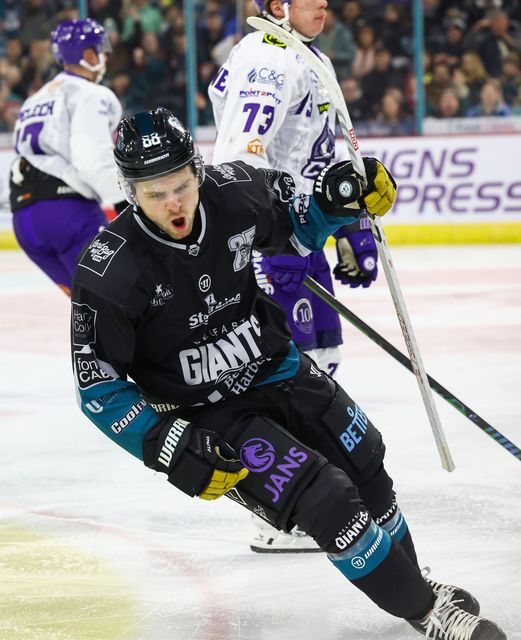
[304,276,521,462]
[247,16,455,472]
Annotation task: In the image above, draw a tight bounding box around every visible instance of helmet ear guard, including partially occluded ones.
[251,0,314,43]
[114,107,205,205]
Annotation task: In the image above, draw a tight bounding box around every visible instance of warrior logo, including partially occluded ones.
[228,226,255,272]
[240,438,276,473]
[198,274,211,292]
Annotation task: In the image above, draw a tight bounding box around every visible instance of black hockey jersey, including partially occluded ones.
[71,161,358,460]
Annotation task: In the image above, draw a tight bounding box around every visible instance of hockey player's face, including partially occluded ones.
[288,0,328,38]
[136,166,200,240]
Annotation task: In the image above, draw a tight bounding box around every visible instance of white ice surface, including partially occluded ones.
[0,245,520,640]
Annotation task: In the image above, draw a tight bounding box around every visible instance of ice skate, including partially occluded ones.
[250,514,322,553]
[422,567,480,616]
[407,585,506,639]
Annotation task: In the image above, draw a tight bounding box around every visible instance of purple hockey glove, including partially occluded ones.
[262,254,310,293]
[333,225,378,288]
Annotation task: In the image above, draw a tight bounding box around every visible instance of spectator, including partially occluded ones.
[18,0,55,48]
[434,87,465,118]
[341,1,366,35]
[500,51,521,104]
[198,4,225,63]
[424,0,446,55]
[16,38,57,98]
[315,8,356,80]
[376,3,412,64]
[361,45,406,118]
[458,50,489,103]
[510,83,521,113]
[351,24,378,79]
[432,13,467,67]
[89,0,122,33]
[374,88,414,135]
[4,36,24,67]
[466,78,513,115]
[461,0,521,29]
[451,66,473,112]
[467,8,521,76]
[425,60,455,115]
[120,0,163,45]
[4,0,21,38]
[340,76,368,123]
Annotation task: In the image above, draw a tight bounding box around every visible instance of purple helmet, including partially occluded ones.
[252,0,291,14]
[50,18,111,66]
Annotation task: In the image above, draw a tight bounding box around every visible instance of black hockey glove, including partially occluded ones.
[143,418,248,500]
[313,157,397,217]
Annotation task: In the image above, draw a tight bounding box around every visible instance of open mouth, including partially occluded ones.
[171,216,186,230]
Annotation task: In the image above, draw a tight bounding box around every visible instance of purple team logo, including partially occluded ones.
[292,298,313,335]
[240,438,276,473]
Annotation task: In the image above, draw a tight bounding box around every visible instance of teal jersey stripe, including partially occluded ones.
[256,341,300,386]
[289,195,360,252]
[78,379,159,461]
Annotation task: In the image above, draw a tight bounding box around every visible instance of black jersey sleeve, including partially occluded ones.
[71,281,163,462]
[220,162,360,257]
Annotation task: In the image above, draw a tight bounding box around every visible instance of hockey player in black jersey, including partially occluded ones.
[71,107,505,640]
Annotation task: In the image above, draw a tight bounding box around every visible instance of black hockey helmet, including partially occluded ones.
[114,107,204,203]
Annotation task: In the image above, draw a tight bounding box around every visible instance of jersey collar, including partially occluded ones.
[133,202,207,256]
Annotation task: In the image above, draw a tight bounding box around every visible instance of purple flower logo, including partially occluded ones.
[240,438,276,473]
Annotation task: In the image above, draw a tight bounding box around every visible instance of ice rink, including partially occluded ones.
[1,244,520,640]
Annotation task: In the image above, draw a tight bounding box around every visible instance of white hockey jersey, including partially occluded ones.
[13,72,122,205]
[209,30,339,195]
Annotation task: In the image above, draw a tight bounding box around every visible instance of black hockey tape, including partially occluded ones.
[224,415,327,531]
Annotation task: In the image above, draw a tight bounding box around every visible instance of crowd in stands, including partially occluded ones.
[1,0,521,136]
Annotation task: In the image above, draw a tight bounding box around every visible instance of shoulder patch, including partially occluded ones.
[262,169,295,203]
[262,33,287,48]
[205,163,253,187]
[72,302,97,347]
[79,230,126,277]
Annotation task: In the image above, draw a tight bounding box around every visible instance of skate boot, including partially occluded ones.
[249,514,321,553]
[422,567,480,616]
[407,586,506,639]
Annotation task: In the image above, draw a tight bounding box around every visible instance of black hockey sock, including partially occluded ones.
[336,539,434,619]
[398,528,419,569]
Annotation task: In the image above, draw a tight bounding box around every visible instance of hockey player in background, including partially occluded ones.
[9,18,125,296]
[209,0,378,551]
[71,108,505,640]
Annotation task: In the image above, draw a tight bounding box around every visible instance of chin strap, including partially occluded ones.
[79,52,107,83]
[263,6,315,43]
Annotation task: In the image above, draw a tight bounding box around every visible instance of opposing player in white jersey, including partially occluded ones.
[9,18,124,296]
[209,0,379,552]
